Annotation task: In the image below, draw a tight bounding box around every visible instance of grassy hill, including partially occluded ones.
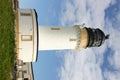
[0,0,15,80]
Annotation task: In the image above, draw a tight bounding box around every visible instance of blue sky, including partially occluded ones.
[19,0,120,80]
[19,0,63,80]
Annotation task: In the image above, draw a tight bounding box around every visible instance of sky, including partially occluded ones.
[19,0,120,80]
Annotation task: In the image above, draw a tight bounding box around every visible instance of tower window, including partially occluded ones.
[51,27,60,30]
[20,12,31,16]
[69,38,76,41]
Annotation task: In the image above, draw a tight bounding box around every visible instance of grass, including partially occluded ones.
[0,0,15,80]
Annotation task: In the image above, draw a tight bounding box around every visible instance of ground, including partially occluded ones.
[0,0,15,80]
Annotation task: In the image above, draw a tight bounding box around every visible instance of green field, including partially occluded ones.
[0,0,15,80]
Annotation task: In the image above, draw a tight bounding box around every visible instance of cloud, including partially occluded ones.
[60,0,111,28]
[58,0,120,80]
[107,24,120,69]
[58,49,104,80]
[104,70,120,80]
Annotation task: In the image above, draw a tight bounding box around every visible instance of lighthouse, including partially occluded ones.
[15,9,109,62]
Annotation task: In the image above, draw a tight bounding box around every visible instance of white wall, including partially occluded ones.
[38,26,78,50]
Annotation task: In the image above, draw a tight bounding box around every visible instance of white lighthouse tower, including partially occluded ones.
[38,25,88,50]
[15,9,109,62]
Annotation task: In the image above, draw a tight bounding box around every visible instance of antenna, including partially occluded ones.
[105,34,110,39]
[82,23,85,27]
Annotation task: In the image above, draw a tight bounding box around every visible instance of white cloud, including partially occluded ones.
[60,0,112,28]
[58,49,104,80]
[58,0,120,80]
[104,71,120,80]
[106,19,120,70]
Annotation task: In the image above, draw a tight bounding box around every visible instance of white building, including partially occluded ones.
[15,9,109,62]
[15,9,38,62]
[16,60,34,80]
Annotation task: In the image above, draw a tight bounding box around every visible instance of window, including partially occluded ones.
[23,63,26,65]
[24,78,29,80]
[23,70,27,73]
[51,27,60,30]
[21,35,32,41]
[20,12,31,16]
[69,38,76,41]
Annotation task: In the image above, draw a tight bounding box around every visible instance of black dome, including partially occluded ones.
[85,27,108,47]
